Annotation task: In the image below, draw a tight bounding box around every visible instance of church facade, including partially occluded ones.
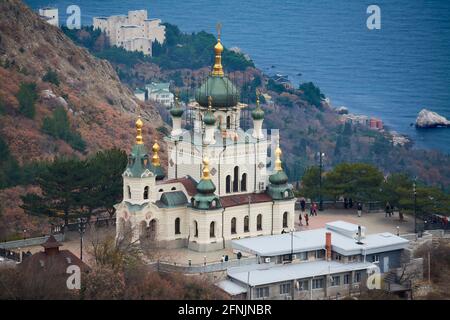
[115,29,296,252]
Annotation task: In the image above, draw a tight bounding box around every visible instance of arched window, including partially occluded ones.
[233,166,239,192]
[284,190,290,198]
[226,115,231,129]
[127,186,131,199]
[231,217,237,234]
[210,221,215,238]
[244,216,249,233]
[143,186,149,200]
[257,214,262,231]
[241,173,247,192]
[226,175,231,193]
[175,217,181,235]
[283,212,288,228]
[194,220,198,237]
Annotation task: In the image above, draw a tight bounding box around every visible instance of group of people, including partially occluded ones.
[298,198,318,227]
[385,202,396,217]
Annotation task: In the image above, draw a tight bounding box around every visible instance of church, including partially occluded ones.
[114,28,296,252]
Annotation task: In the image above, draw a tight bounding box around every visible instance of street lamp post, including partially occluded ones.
[413,180,417,234]
[317,152,325,211]
[78,217,87,261]
[290,229,294,261]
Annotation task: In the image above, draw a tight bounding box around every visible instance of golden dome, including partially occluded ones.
[202,156,211,180]
[135,116,143,145]
[274,140,283,171]
[211,23,224,77]
[152,140,161,166]
[214,40,223,55]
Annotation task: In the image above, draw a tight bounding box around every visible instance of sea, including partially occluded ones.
[25,0,450,154]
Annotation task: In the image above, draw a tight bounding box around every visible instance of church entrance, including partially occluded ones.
[140,219,157,243]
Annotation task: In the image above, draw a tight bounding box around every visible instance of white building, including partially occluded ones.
[93,10,165,56]
[39,7,59,27]
[134,88,146,102]
[146,82,174,107]
[217,221,413,299]
[115,32,296,252]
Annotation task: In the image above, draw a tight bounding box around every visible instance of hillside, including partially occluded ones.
[0,0,162,164]
[0,0,164,239]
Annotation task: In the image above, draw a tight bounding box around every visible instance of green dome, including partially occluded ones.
[195,75,240,109]
[196,179,216,194]
[170,107,184,118]
[251,107,265,120]
[269,170,288,185]
[203,111,216,126]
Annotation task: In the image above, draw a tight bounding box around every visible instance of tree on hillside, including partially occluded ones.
[16,82,37,119]
[323,163,384,202]
[0,135,21,188]
[298,82,325,108]
[300,166,321,200]
[20,157,87,227]
[83,149,127,218]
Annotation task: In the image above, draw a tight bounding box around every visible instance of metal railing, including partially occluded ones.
[156,256,258,274]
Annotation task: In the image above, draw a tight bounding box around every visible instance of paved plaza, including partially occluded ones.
[17,208,415,265]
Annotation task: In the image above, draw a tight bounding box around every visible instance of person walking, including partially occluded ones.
[385,202,391,218]
[300,198,306,213]
[299,213,303,226]
[304,213,309,226]
[344,197,348,209]
[310,203,314,217]
[313,202,318,216]
[357,202,362,217]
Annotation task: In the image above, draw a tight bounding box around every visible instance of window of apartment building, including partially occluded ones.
[296,280,309,291]
[371,254,380,263]
[255,287,270,299]
[334,253,342,261]
[315,250,325,259]
[354,272,362,283]
[231,217,237,234]
[343,274,350,285]
[280,283,291,295]
[312,278,324,289]
[331,275,341,287]
[298,252,307,261]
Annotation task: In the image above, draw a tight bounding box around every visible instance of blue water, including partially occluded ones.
[26,0,450,154]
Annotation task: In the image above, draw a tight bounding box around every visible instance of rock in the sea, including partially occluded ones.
[415,109,450,128]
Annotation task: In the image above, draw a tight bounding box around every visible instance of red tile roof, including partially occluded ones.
[158,176,198,196]
[220,193,272,208]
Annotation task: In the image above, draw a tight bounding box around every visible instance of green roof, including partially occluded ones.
[124,144,165,179]
[170,106,184,117]
[160,191,188,207]
[251,106,265,120]
[266,183,294,200]
[269,170,288,185]
[203,110,216,125]
[126,144,152,177]
[195,75,240,109]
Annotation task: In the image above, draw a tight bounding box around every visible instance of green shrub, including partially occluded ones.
[42,106,86,152]
[42,69,60,86]
[16,82,37,119]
